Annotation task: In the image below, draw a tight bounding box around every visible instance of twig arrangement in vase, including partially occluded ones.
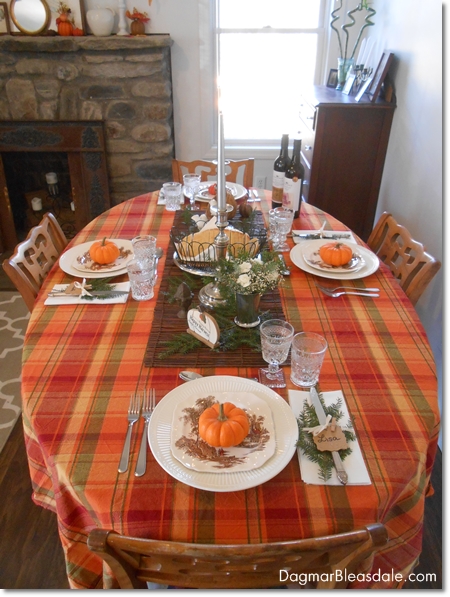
[330,0,376,90]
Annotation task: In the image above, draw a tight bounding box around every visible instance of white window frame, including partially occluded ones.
[198,0,331,160]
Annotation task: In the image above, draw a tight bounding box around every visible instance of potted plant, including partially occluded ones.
[330,0,376,89]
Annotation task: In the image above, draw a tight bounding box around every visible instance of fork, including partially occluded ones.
[134,389,156,477]
[315,283,379,293]
[317,286,379,298]
[118,393,141,473]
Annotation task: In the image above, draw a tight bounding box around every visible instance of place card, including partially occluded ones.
[186,308,220,349]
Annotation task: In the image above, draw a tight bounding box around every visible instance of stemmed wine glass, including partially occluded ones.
[273,207,294,252]
[183,173,201,211]
[259,319,295,388]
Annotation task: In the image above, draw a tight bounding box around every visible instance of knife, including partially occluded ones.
[48,290,129,298]
[309,387,348,485]
[292,232,352,240]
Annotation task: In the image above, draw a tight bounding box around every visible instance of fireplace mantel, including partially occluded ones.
[0,34,174,206]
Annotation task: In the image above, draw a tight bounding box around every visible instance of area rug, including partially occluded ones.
[0,292,29,453]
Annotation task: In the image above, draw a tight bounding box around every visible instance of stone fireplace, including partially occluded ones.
[0,35,174,250]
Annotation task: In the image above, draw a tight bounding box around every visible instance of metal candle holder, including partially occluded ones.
[198,108,230,308]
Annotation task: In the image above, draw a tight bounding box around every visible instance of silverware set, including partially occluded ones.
[315,284,380,298]
[118,389,156,476]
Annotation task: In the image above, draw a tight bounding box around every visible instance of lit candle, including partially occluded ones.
[217,108,226,213]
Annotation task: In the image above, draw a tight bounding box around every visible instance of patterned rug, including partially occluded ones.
[0,292,29,453]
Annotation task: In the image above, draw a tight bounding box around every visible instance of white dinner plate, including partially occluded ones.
[148,376,298,492]
[59,240,133,279]
[195,182,246,203]
[171,391,276,473]
[290,240,379,280]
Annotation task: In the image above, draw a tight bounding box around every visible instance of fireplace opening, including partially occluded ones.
[2,151,77,243]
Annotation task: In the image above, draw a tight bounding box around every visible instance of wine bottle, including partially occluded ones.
[282,138,304,218]
[272,134,289,208]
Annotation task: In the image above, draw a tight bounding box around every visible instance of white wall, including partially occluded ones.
[111,0,443,430]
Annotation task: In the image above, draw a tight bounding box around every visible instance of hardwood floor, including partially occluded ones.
[0,417,442,589]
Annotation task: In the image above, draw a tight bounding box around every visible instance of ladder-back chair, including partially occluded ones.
[172,158,254,188]
[88,523,388,589]
[2,212,68,312]
[367,212,441,305]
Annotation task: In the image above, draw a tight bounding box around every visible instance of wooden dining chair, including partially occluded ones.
[171,158,255,188]
[88,523,388,589]
[367,212,441,306]
[2,212,68,312]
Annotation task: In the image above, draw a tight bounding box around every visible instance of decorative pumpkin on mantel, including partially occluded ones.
[56,1,73,36]
[198,402,249,448]
[125,7,150,36]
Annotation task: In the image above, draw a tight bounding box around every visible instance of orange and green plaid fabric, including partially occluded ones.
[21,193,440,589]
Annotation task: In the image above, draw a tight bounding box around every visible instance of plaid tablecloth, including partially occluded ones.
[21,192,440,589]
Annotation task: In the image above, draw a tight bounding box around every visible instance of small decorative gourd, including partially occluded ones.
[319,242,353,266]
[239,199,253,219]
[57,14,73,36]
[198,402,249,448]
[89,237,120,264]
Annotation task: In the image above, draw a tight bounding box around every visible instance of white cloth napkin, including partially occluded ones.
[44,282,130,306]
[292,230,357,244]
[289,390,371,486]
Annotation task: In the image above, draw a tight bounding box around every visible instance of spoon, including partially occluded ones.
[179,371,203,382]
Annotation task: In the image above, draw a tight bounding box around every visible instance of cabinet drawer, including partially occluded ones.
[301,155,311,203]
[300,131,315,170]
[299,99,317,130]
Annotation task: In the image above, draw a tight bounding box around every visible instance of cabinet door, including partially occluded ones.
[308,105,394,240]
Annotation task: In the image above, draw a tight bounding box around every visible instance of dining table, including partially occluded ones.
[20,189,440,589]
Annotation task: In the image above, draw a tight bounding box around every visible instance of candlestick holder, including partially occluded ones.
[198,204,233,308]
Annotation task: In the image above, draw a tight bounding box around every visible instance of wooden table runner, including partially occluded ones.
[144,210,285,368]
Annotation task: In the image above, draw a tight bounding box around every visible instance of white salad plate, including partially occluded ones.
[148,376,298,492]
[290,239,379,280]
[170,391,276,473]
[59,239,133,279]
[303,246,365,274]
[195,182,246,203]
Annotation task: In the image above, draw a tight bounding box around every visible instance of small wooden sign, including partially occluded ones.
[313,418,348,453]
[186,309,220,349]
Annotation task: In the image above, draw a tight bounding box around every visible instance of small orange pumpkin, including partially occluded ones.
[72,27,84,36]
[198,402,249,448]
[319,242,353,266]
[89,237,120,265]
[57,14,73,36]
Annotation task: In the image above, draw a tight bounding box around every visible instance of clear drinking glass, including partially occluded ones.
[126,257,157,301]
[268,208,279,245]
[273,207,294,252]
[290,332,328,387]
[183,173,201,211]
[162,181,182,211]
[259,319,295,388]
[132,235,157,265]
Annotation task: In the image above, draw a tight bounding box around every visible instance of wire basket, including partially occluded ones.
[170,222,265,271]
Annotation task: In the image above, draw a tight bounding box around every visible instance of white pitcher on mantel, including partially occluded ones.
[86,6,115,36]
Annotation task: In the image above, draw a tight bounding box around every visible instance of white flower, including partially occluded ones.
[237,273,251,288]
[238,262,252,273]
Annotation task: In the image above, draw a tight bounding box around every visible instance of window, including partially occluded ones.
[216,0,328,147]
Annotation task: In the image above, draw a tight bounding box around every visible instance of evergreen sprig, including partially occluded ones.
[296,389,356,482]
[158,332,203,358]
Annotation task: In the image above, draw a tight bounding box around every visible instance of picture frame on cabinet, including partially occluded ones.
[355,77,373,102]
[0,2,11,34]
[342,74,356,95]
[327,69,338,88]
[369,52,395,103]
